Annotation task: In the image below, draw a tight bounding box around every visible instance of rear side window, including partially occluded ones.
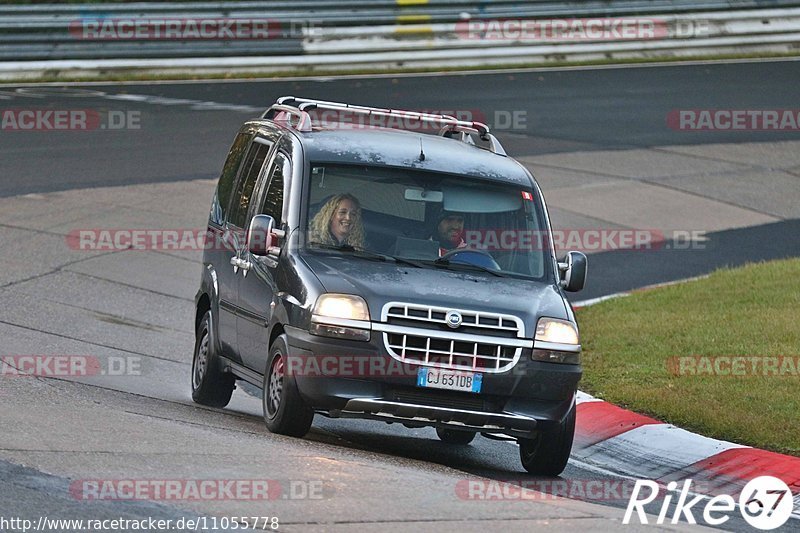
[258,153,290,223]
[211,132,250,225]
[229,139,272,229]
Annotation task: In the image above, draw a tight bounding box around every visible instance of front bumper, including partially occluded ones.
[333,398,539,438]
[285,325,580,437]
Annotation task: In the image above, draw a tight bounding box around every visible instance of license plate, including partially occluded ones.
[416,367,482,393]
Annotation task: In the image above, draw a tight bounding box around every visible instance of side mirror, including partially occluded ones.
[247,214,281,256]
[559,251,587,292]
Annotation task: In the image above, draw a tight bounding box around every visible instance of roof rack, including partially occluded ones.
[262,103,313,132]
[262,96,507,156]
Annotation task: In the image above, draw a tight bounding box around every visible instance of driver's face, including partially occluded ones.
[437,215,464,245]
[330,198,359,243]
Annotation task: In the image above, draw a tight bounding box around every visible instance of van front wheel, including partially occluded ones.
[262,334,314,437]
[519,404,575,476]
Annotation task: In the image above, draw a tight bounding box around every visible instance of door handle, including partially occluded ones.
[240,259,251,277]
[230,255,252,276]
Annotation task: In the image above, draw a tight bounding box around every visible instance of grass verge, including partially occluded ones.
[576,258,800,456]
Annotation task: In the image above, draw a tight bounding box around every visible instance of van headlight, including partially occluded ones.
[535,317,579,345]
[310,294,371,341]
[532,317,580,364]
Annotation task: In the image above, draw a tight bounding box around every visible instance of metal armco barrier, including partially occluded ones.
[0,1,799,76]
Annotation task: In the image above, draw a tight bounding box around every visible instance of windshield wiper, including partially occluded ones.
[432,258,507,278]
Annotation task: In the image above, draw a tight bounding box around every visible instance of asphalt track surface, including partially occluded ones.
[1,60,799,532]
[2,59,800,198]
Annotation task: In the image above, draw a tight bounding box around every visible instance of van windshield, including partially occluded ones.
[303,163,552,280]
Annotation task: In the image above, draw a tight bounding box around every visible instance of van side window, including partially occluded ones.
[229,140,272,229]
[259,153,290,223]
[211,132,250,225]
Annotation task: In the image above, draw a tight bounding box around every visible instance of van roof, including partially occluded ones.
[287,125,533,184]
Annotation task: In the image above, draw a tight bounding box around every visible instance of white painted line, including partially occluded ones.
[573,274,711,308]
[629,274,710,293]
[572,293,630,308]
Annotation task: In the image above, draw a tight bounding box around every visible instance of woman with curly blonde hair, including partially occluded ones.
[309,193,366,249]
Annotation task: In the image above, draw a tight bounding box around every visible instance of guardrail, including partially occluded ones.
[0,1,799,77]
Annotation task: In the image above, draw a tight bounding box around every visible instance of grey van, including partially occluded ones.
[192,97,587,475]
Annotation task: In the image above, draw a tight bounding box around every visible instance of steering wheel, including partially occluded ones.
[438,247,501,271]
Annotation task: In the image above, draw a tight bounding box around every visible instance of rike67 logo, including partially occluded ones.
[623,476,795,530]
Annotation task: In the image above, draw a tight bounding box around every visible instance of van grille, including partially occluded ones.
[380,303,524,373]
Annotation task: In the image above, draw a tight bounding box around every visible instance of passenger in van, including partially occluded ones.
[309,193,366,249]
[431,209,468,256]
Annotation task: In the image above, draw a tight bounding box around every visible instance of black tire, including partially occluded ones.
[191,311,235,408]
[436,427,476,445]
[519,403,576,476]
[262,334,314,437]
